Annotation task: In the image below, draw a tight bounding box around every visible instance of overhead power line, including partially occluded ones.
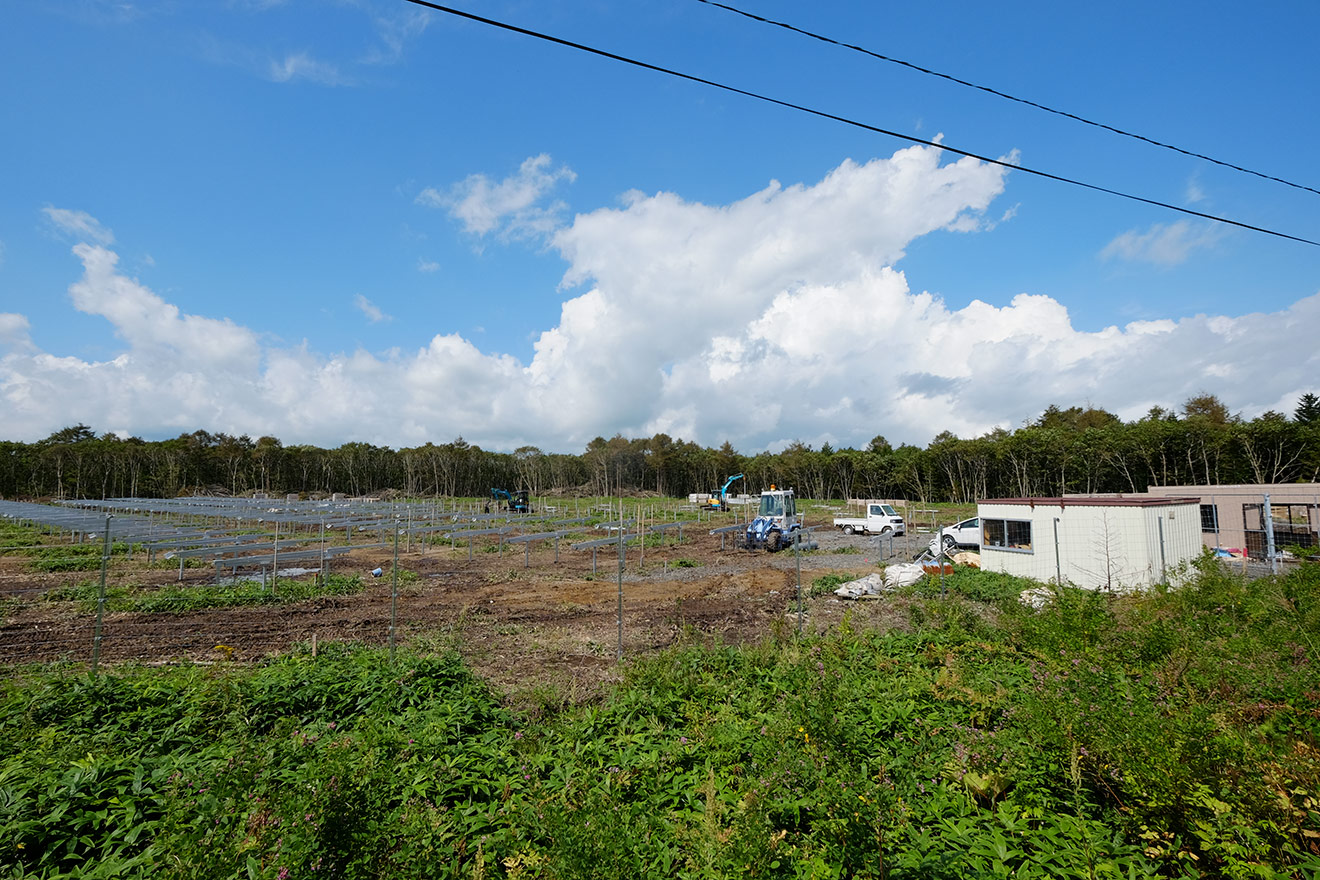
[401,0,1320,249]
[695,0,1320,199]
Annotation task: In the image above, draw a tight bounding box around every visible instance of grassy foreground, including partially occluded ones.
[2,558,1318,879]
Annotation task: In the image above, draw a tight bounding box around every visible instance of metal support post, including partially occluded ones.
[91,515,111,677]
[1264,493,1277,575]
[1211,494,1220,549]
[616,511,624,661]
[1158,517,1168,583]
[390,523,399,662]
[795,533,803,635]
[936,534,947,598]
[1053,518,1062,586]
[271,519,279,595]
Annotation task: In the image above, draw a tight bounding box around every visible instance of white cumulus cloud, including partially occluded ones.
[0,313,33,352]
[6,156,1317,453]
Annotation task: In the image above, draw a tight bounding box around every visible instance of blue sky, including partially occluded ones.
[1,0,1317,453]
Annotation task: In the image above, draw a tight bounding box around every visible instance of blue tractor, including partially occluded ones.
[742,486,801,552]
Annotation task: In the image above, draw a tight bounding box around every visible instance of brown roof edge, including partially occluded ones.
[977,496,1203,508]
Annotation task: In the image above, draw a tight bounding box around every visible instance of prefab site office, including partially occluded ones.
[976,496,1202,590]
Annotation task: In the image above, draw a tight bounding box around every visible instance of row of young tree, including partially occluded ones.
[3,394,1319,503]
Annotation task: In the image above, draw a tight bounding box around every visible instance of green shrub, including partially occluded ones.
[810,572,852,597]
[907,565,1035,606]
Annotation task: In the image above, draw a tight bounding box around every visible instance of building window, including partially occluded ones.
[1243,502,1318,558]
[1200,504,1219,532]
[983,518,1033,552]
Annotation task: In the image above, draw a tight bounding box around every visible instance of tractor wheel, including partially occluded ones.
[843,525,855,535]
[765,531,781,552]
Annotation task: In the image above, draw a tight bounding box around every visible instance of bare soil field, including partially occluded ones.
[0,526,929,699]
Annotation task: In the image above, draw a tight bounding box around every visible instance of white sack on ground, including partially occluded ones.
[833,572,889,599]
[884,563,926,590]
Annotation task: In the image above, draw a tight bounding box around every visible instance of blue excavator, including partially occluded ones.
[702,473,744,511]
[489,488,532,514]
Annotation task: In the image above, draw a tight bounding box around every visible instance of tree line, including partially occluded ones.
[3,394,1318,503]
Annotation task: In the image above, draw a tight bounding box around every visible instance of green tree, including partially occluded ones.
[1295,392,1320,425]
[1236,414,1305,484]
[1182,392,1235,425]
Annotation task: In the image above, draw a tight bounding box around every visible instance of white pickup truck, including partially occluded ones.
[833,503,906,536]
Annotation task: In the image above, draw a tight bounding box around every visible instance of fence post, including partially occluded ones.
[92,514,111,678]
[941,542,948,597]
[1158,516,1167,583]
[617,510,624,661]
[1053,517,1062,586]
[1264,493,1277,575]
[390,521,399,663]
[1211,494,1220,548]
[271,519,279,595]
[795,532,803,635]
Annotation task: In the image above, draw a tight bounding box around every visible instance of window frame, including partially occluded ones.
[982,517,1034,554]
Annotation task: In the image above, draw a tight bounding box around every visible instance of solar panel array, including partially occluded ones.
[0,494,787,665]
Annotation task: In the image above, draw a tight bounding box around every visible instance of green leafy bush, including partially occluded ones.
[810,572,852,597]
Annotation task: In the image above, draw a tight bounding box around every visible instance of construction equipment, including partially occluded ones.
[702,473,745,510]
[489,488,532,514]
[741,485,801,551]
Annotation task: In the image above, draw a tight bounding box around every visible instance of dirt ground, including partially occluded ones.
[0,526,928,700]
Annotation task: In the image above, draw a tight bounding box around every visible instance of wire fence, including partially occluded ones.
[6,491,1310,670]
[2,496,882,671]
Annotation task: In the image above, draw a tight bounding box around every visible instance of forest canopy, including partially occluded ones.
[3,396,1317,502]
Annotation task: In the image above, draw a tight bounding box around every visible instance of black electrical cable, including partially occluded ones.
[400,0,1320,248]
[695,0,1320,199]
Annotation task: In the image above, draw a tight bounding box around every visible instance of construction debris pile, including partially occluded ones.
[832,552,982,599]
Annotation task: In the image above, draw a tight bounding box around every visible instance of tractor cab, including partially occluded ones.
[756,490,795,519]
